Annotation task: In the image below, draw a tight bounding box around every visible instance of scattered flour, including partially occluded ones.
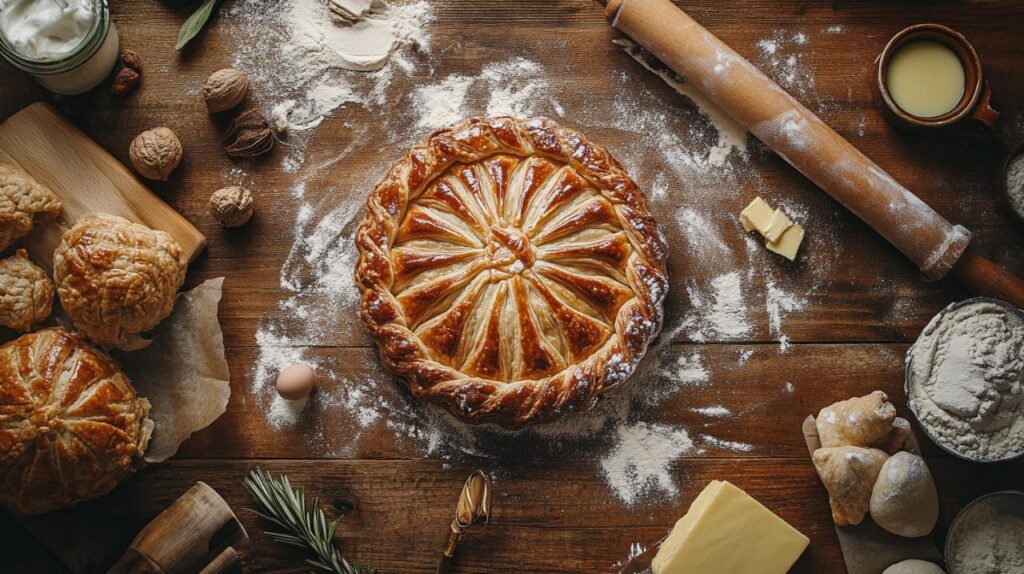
[755,29,816,98]
[600,422,696,506]
[683,272,752,341]
[410,57,553,130]
[693,405,731,417]
[410,74,473,129]
[228,0,435,170]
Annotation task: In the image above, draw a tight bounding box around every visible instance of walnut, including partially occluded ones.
[53,214,188,349]
[0,163,62,252]
[203,68,249,113]
[208,186,254,228]
[110,50,142,97]
[0,249,54,332]
[129,127,182,181]
[223,108,273,158]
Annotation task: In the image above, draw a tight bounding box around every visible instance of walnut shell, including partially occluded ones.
[208,186,254,227]
[53,214,188,349]
[0,163,62,252]
[223,108,273,159]
[129,127,182,181]
[0,249,54,332]
[203,68,249,113]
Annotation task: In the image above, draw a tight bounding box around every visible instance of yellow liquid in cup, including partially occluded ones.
[886,40,966,118]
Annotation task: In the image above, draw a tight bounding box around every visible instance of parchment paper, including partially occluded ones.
[115,277,231,463]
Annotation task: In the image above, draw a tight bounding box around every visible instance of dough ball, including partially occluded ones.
[0,163,61,252]
[53,214,187,349]
[882,559,946,574]
[816,390,902,450]
[812,445,889,526]
[0,249,53,332]
[870,451,939,537]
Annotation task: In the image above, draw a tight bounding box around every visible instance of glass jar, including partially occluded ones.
[0,0,119,95]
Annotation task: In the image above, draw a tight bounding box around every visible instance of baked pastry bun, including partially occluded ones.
[0,163,62,252]
[355,117,669,428]
[0,329,152,515]
[53,213,188,350]
[0,249,54,332]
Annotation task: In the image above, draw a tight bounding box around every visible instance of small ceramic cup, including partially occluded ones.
[999,141,1024,224]
[875,23,999,131]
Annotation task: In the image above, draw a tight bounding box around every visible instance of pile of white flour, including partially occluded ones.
[908,299,1024,461]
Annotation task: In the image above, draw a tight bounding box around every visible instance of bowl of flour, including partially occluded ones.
[906,298,1024,462]
[945,490,1024,574]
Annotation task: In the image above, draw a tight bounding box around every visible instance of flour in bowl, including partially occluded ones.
[908,299,1024,461]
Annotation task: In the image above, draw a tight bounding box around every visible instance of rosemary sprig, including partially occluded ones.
[244,467,373,574]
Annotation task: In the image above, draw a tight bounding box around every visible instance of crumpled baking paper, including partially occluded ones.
[115,277,231,463]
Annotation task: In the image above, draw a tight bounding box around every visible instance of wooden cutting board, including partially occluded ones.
[0,102,205,267]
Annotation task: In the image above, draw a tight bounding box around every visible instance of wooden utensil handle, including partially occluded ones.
[952,252,1024,309]
[605,0,980,281]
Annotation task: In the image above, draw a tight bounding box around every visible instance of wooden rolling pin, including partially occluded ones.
[599,0,1024,308]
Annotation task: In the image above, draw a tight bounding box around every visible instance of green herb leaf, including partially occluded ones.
[176,0,223,50]
[244,468,375,574]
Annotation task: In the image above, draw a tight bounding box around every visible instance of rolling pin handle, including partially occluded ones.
[951,251,1024,310]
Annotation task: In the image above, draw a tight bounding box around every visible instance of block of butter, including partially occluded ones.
[739,196,805,260]
[651,480,809,574]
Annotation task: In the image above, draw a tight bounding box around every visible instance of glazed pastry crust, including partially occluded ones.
[0,329,151,515]
[0,163,62,252]
[355,117,668,428]
[0,249,54,332]
[53,213,188,349]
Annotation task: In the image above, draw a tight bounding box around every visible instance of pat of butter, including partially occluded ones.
[651,480,809,574]
[763,209,793,243]
[767,224,805,261]
[739,197,774,233]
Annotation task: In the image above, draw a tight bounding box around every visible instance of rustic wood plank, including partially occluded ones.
[2,457,1022,574]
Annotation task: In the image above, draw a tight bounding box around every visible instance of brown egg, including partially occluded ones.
[276,364,315,400]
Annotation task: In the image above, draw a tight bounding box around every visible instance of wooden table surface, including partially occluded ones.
[3,1,1024,572]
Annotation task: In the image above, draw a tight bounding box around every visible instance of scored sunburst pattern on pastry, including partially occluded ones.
[393,153,635,381]
[356,117,668,428]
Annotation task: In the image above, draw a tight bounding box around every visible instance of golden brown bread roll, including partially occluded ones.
[53,214,187,350]
[0,329,152,515]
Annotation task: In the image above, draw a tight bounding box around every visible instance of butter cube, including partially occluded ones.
[766,224,805,261]
[652,480,809,574]
[763,209,793,243]
[739,197,774,233]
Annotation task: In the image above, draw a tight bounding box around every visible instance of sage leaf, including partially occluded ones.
[176,0,222,50]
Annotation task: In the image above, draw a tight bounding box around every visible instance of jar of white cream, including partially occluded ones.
[0,0,119,95]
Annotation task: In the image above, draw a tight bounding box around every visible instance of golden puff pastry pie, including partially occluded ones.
[355,117,668,428]
[0,329,152,515]
[53,213,188,350]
